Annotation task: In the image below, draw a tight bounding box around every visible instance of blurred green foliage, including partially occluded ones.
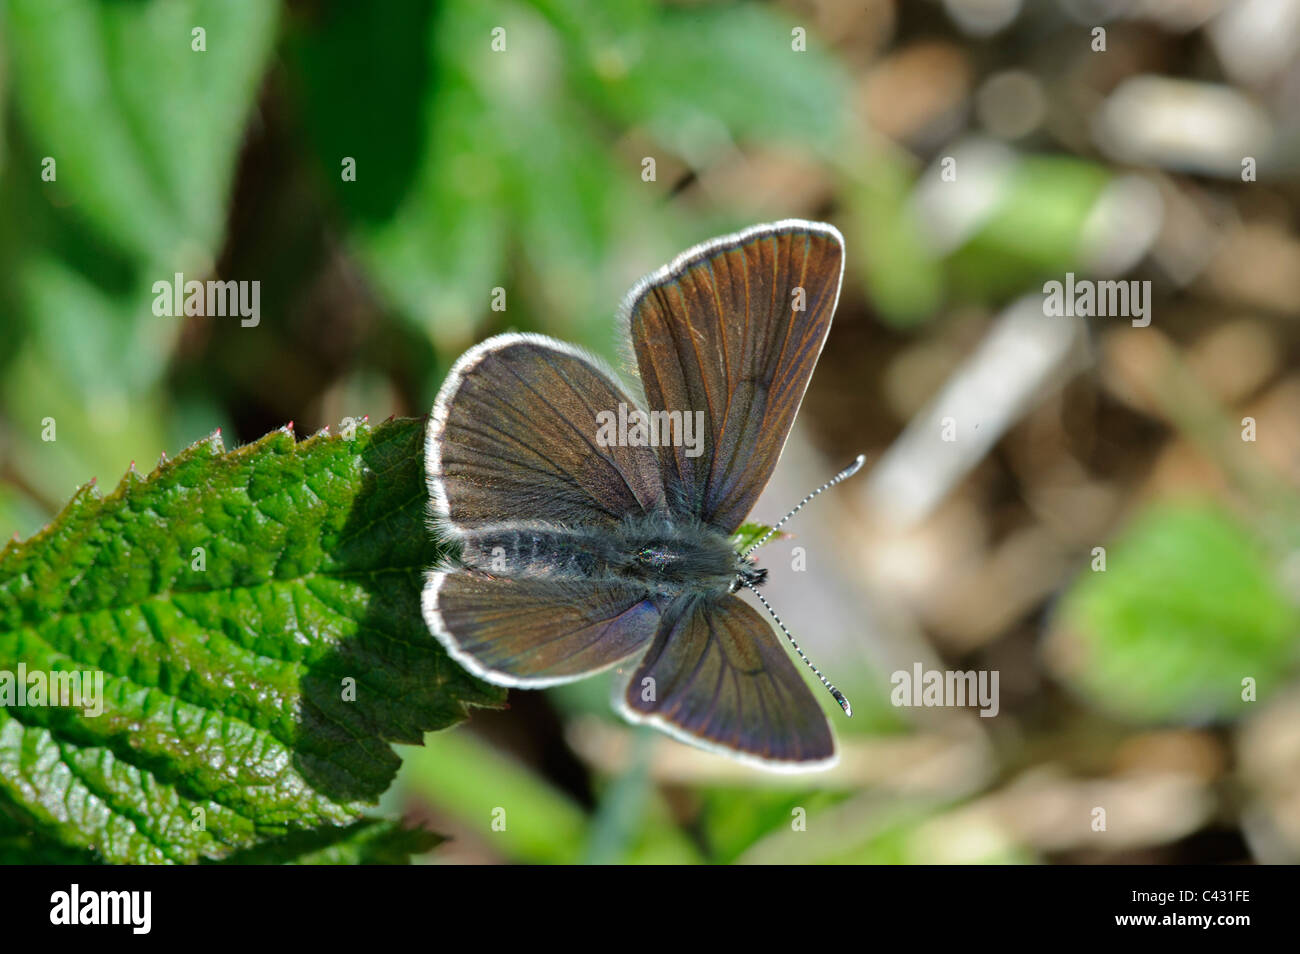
[1057,503,1300,724]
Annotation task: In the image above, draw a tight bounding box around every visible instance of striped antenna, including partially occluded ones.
[742,454,867,557]
[743,581,852,717]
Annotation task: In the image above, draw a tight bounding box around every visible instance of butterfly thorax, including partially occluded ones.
[457,515,759,597]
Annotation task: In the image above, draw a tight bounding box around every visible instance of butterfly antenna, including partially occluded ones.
[742,581,852,717]
[742,454,867,558]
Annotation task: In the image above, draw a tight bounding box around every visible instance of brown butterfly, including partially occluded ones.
[423,220,861,770]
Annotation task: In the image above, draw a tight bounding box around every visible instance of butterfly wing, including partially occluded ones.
[424,571,659,687]
[428,332,664,535]
[425,333,666,685]
[622,220,844,531]
[617,593,836,769]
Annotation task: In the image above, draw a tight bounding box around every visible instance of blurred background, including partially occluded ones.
[2,0,1300,863]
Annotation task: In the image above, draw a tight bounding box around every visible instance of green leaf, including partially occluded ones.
[309,0,656,351]
[580,728,653,864]
[3,0,278,268]
[595,3,848,156]
[212,818,442,866]
[285,0,435,227]
[21,256,175,397]
[3,802,442,865]
[697,787,840,864]
[0,807,100,864]
[397,731,589,864]
[293,0,850,355]
[843,149,946,328]
[1051,503,1300,723]
[729,523,782,554]
[947,155,1110,302]
[0,417,503,864]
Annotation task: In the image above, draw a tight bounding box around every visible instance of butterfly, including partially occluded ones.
[422,220,859,771]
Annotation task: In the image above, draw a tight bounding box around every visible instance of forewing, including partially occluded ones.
[622,221,843,531]
[424,570,660,687]
[618,594,836,769]
[428,333,664,534]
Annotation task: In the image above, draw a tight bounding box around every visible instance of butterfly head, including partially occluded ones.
[729,556,768,593]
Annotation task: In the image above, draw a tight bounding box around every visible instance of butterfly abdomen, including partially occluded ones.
[459,525,609,580]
